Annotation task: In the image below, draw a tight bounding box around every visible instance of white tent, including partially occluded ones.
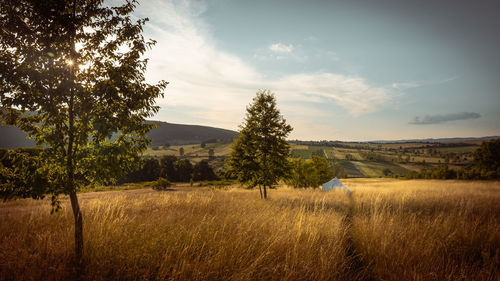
[321,177,351,193]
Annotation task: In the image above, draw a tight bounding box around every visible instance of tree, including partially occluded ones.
[311,156,334,185]
[192,160,217,181]
[141,158,161,182]
[179,147,184,156]
[160,155,178,182]
[227,90,292,199]
[208,148,215,160]
[0,0,167,265]
[286,156,333,188]
[286,157,317,188]
[175,159,193,182]
[474,139,500,172]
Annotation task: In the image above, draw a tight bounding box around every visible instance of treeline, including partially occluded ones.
[0,148,218,188]
[122,156,217,183]
[405,139,500,180]
[289,140,369,149]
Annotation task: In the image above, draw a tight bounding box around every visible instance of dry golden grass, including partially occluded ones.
[0,180,499,281]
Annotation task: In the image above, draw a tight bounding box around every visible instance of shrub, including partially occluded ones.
[152,177,172,190]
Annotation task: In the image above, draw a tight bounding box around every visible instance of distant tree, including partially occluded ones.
[227,90,292,199]
[474,139,500,172]
[141,158,161,182]
[179,147,184,156]
[382,168,392,176]
[200,142,206,148]
[160,155,178,182]
[208,148,215,160]
[0,0,166,264]
[175,159,193,182]
[192,160,217,181]
[344,154,354,161]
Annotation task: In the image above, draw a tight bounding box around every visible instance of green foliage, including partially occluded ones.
[286,156,334,188]
[152,177,171,190]
[311,156,334,184]
[474,139,500,171]
[0,0,167,201]
[159,155,178,182]
[192,160,217,181]
[227,90,292,197]
[286,158,317,188]
[175,159,193,182]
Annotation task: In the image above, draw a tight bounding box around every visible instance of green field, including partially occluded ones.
[143,141,478,178]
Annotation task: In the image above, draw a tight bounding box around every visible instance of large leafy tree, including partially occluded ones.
[227,90,292,199]
[286,156,334,188]
[474,139,500,172]
[0,0,167,264]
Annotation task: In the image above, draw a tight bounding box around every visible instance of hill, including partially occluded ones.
[147,121,237,146]
[0,121,238,149]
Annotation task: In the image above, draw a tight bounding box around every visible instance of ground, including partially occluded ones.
[0,179,498,280]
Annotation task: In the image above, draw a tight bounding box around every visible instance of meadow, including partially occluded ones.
[0,179,498,280]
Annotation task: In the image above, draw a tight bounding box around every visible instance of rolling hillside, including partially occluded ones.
[0,121,238,149]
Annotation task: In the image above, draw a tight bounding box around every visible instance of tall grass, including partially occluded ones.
[0,180,498,280]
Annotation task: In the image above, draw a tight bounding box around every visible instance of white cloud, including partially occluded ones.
[269,43,295,53]
[136,0,392,135]
[392,77,457,90]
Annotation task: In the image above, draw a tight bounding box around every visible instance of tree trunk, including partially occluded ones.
[259,185,263,199]
[263,185,267,199]
[69,191,83,265]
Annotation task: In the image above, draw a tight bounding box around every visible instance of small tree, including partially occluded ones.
[227,90,292,199]
[0,0,166,265]
[179,147,184,156]
[208,148,215,160]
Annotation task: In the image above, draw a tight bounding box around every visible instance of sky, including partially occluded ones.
[130,0,500,141]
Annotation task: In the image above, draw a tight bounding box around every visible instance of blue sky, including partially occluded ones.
[132,0,500,141]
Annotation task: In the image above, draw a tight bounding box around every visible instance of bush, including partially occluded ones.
[152,177,172,190]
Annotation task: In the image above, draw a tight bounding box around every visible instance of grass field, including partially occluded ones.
[1,180,498,280]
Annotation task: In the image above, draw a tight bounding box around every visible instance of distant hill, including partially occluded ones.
[369,136,500,144]
[0,125,36,149]
[0,121,238,149]
[147,121,237,146]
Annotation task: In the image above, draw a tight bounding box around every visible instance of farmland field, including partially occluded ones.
[0,179,498,280]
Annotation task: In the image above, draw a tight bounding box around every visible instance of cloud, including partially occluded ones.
[269,43,294,53]
[392,77,457,90]
[409,112,481,125]
[134,0,393,133]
